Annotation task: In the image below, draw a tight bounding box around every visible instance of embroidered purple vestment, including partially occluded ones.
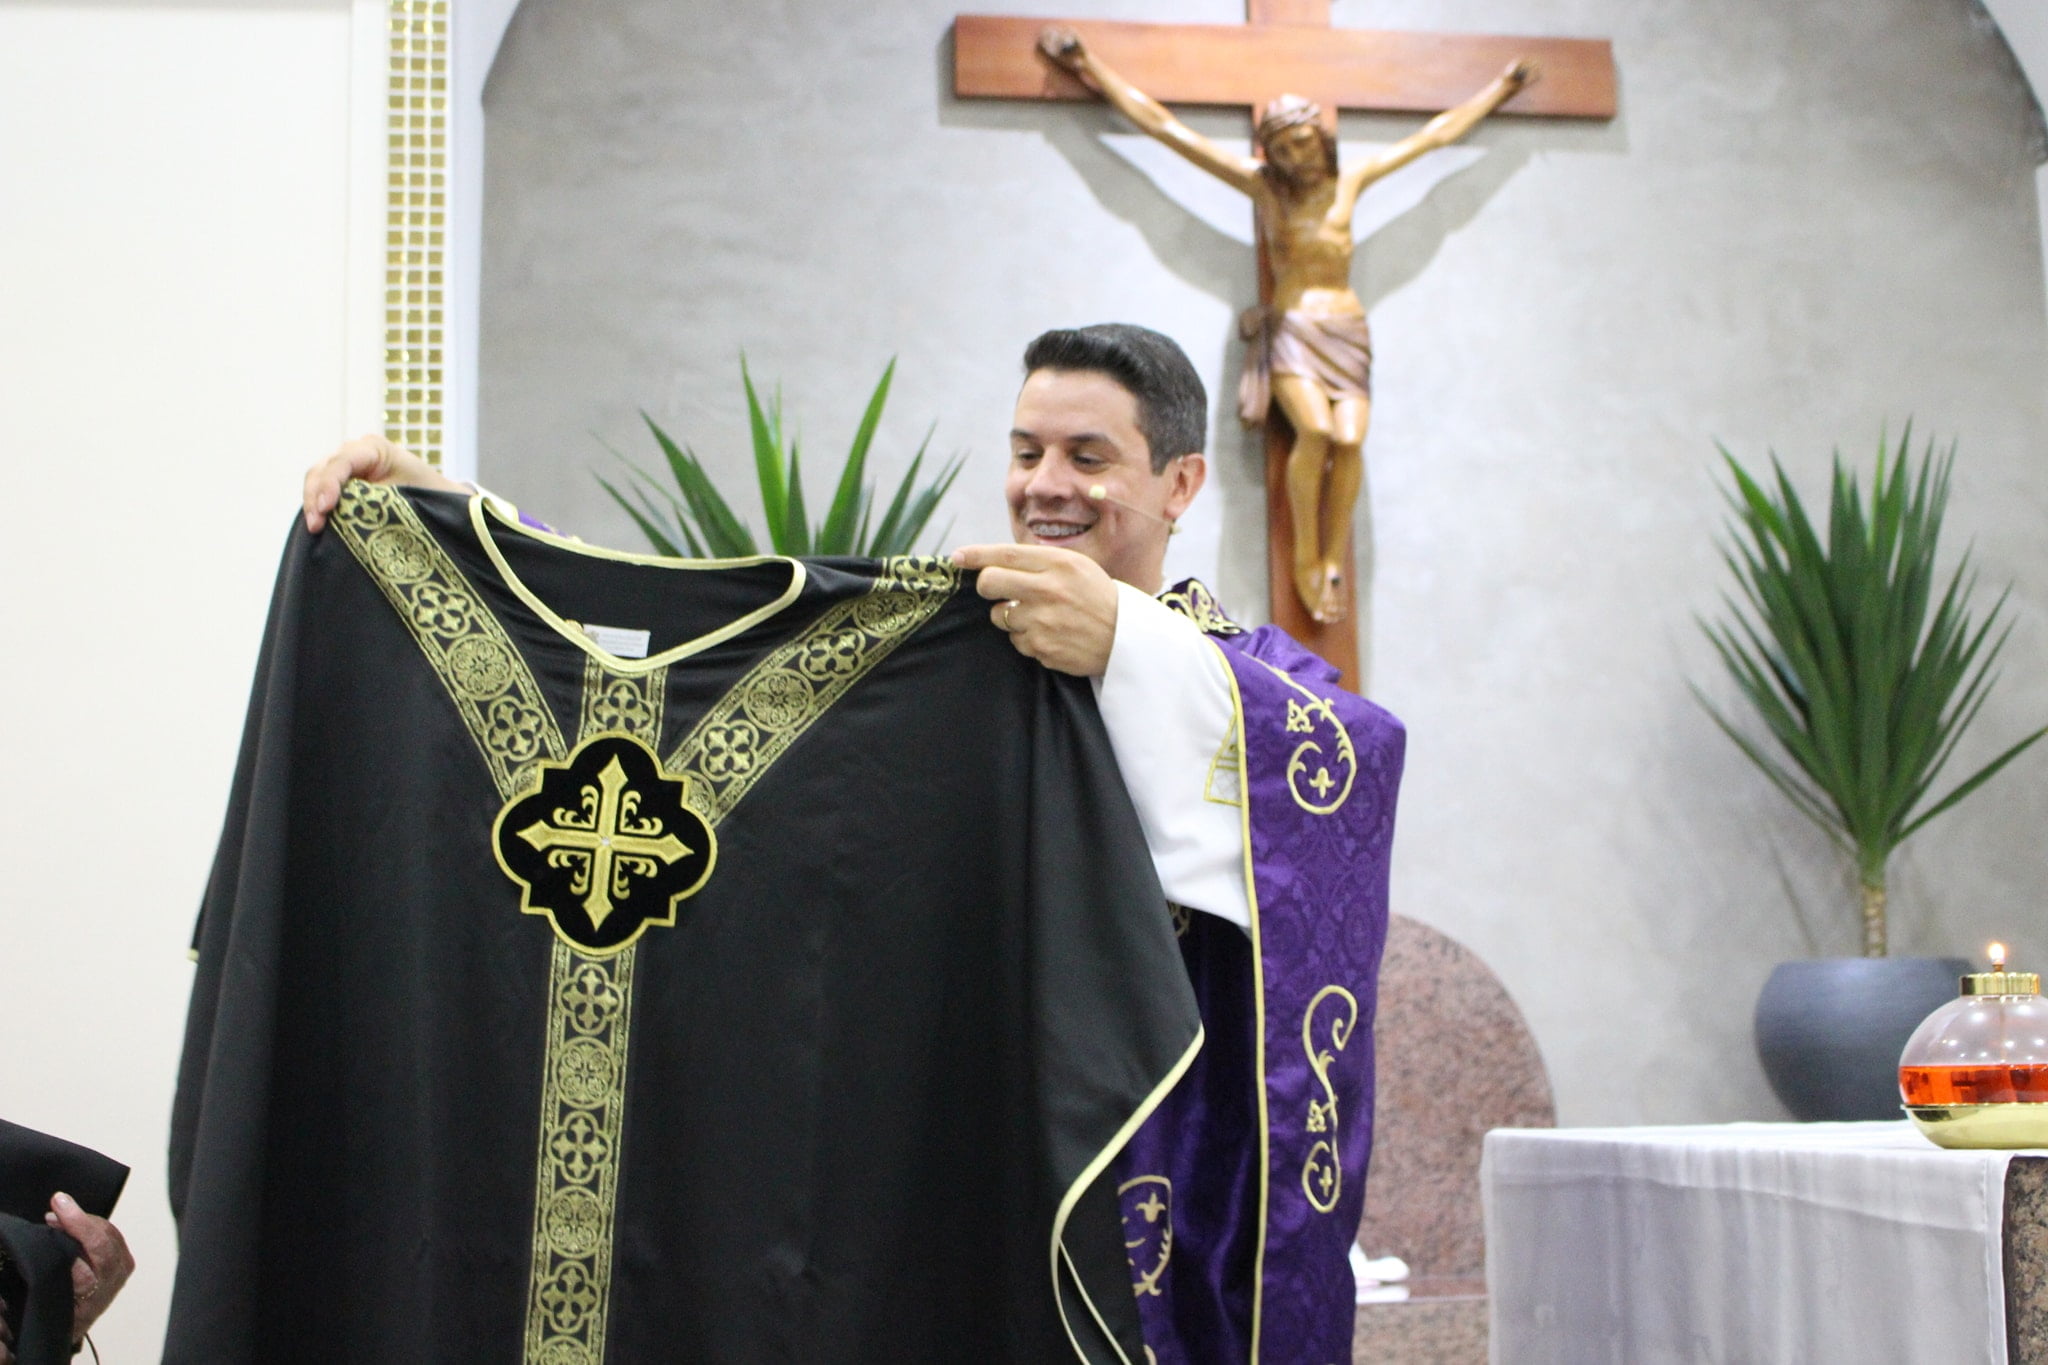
[1118,580,1406,1365]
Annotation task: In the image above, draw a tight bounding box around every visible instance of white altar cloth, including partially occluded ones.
[1483,1121,2023,1365]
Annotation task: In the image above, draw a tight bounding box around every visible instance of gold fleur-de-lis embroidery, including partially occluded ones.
[1262,663,1356,816]
[1300,986,1359,1213]
[1117,1175,1175,1298]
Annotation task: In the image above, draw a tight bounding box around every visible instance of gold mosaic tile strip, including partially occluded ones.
[382,0,449,465]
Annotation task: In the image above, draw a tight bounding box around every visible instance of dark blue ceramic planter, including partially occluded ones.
[1754,956,1970,1121]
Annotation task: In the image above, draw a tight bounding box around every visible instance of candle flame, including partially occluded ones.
[1990,941,2008,971]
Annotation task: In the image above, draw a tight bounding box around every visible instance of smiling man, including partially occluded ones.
[959,326,1406,1365]
[296,322,1405,1364]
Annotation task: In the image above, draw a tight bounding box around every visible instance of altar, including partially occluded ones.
[1482,1122,2048,1364]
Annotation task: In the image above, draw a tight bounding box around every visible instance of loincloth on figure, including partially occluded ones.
[1236,307,1373,427]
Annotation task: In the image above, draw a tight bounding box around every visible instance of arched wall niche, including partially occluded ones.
[443,0,2048,482]
[449,0,2048,1132]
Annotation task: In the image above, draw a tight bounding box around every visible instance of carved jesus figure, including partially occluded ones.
[1039,28,1535,622]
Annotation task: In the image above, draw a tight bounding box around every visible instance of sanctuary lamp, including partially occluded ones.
[1900,942,2048,1148]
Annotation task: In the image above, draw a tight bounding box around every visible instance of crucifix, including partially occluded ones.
[954,4,1615,688]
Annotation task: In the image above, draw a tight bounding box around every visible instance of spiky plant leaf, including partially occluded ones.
[593,357,964,561]
[594,471,685,559]
[819,360,895,554]
[1697,428,2047,954]
[741,359,788,541]
[640,413,756,556]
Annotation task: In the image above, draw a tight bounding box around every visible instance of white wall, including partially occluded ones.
[1982,0,2048,329]
[474,0,2048,1129]
[0,2,356,1353]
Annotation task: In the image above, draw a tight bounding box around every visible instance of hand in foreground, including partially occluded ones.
[303,433,466,533]
[46,1192,133,1340]
[951,543,1119,678]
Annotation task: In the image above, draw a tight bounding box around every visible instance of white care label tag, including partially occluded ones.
[580,623,651,659]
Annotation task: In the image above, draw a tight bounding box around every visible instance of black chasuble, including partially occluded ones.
[167,485,1201,1365]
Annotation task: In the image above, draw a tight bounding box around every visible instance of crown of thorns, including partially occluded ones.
[1256,95,1337,171]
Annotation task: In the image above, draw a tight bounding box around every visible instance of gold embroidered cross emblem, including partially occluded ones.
[494,732,716,954]
[1135,1191,1166,1223]
[518,755,691,930]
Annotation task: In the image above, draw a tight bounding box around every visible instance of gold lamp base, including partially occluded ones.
[1906,1102,2048,1150]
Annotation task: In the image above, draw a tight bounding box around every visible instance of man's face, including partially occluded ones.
[1007,367,1202,593]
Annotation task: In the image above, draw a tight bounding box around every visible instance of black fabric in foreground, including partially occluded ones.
[0,1118,127,1365]
[0,1120,127,1225]
[0,1213,81,1365]
[167,486,1199,1364]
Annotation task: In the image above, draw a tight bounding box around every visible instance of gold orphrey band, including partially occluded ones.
[517,662,669,1365]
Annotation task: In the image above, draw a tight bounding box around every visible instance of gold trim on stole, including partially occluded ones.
[1156,579,1245,637]
[1049,620,1225,1362]
[1051,589,1266,1361]
[1051,1028,1205,1365]
[1218,650,1274,1364]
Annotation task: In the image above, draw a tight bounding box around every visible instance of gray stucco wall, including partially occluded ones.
[477,0,2048,1126]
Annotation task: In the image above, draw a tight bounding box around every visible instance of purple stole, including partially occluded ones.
[1117,581,1406,1365]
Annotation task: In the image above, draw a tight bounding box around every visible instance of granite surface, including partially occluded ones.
[1355,914,1557,1278]
[2009,1157,2048,1364]
[1349,916,1555,1362]
[1351,1285,1488,1365]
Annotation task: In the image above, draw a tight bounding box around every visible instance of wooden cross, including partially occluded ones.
[954,3,1615,689]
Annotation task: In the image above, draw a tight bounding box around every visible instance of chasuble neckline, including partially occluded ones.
[470,490,808,673]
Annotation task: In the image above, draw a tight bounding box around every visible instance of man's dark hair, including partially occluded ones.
[1022,323,1208,473]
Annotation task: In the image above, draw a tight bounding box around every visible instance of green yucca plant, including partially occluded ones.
[1695,426,2046,958]
[595,357,965,558]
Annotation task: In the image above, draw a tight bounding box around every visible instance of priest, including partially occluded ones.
[298,322,1405,1364]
